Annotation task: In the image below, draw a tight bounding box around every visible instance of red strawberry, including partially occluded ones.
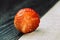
[14,8,40,34]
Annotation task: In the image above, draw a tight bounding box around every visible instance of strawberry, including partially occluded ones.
[14,8,40,34]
